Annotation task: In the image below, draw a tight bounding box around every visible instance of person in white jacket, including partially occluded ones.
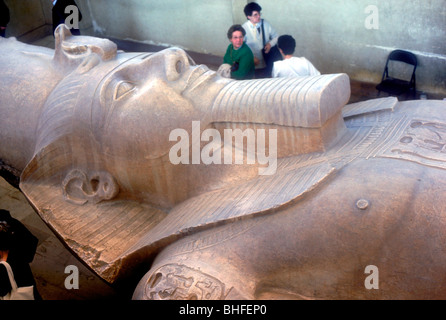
[242,2,278,78]
[272,35,321,78]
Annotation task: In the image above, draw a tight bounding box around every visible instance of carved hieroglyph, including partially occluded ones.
[1,26,446,299]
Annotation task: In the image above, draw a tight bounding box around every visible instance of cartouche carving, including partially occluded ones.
[388,120,446,165]
[144,264,226,300]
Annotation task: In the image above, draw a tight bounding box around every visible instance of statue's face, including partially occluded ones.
[92,48,229,161]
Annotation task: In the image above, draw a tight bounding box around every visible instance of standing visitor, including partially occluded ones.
[242,2,279,78]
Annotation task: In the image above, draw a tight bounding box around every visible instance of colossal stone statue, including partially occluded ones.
[1,25,446,299]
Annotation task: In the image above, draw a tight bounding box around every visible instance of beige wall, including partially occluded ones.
[4,0,52,42]
[3,0,446,95]
[78,0,242,54]
[259,0,446,95]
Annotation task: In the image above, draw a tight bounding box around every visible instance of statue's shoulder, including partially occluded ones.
[342,97,398,119]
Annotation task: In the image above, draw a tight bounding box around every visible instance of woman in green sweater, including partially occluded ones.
[223,25,255,80]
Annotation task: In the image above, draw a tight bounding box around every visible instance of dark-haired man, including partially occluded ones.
[272,34,320,78]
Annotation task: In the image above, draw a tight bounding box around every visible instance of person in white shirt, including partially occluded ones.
[273,35,321,78]
[242,2,278,78]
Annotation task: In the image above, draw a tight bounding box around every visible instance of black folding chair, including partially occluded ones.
[376,49,417,99]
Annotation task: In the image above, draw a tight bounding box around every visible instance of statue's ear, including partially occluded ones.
[19,140,167,284]
[53,24,117,73]
[61,169,119,206]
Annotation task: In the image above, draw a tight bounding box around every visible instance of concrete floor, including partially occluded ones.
[0,177,121,300]
[1,34,444,300]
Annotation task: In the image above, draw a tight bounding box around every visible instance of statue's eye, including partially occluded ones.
[114,81,135,100]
